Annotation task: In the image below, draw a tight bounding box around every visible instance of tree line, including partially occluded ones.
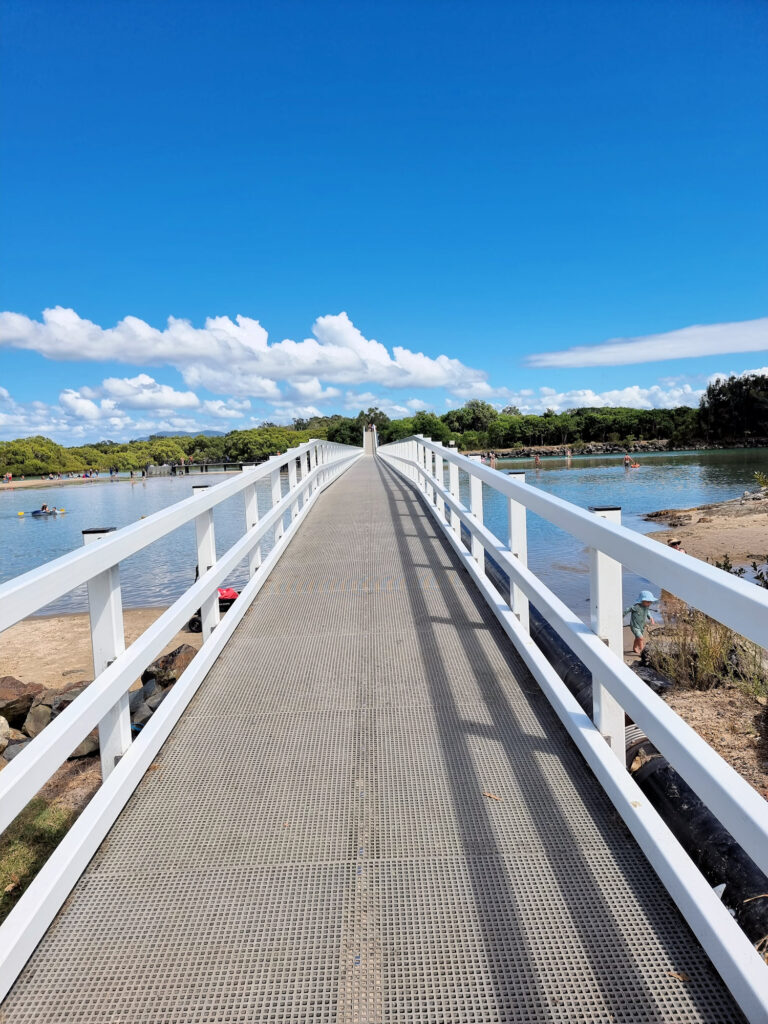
[2,374,766,477]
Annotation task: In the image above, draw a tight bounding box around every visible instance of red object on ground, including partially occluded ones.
[217,587,239,601]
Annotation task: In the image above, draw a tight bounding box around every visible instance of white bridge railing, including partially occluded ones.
[377,434,768,1022]
[0,438,362,998]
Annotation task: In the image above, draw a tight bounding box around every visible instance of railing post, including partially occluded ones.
[468,464,484,566]
[310,444,319,493]
[589,506,625,759]
[287,450,299,519]
[424,443,435,504]
[448,455,460,537]
[241,465,261,578]
[507,471,529,633]
[433,442,445,521]
[301,449,311,506]
[192,485,220,640]
[269,457,285,543]
[82,527,131,778]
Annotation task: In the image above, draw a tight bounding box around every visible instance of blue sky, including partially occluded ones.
[1,0,766,441]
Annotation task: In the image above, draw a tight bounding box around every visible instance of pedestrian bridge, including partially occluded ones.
[1,433,767,1021]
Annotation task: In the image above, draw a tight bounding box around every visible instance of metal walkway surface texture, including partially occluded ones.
[1,458,744,1023]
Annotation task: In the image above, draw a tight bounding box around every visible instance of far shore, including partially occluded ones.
[0,606,202,691]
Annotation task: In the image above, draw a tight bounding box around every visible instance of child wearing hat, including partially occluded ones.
[624,590,657,655]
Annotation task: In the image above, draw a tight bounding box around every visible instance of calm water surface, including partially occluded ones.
[2,449,766,617]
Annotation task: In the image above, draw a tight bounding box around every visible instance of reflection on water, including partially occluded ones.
[2,449,767,617]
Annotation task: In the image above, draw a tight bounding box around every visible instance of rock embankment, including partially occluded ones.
[0,644,197,769]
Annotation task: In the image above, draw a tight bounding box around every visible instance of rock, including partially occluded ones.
[141,644,196,687]
[0,676,44,727]
[132,702,153,727]
[50,684,90,717]
[69,730,99,759]
[142,676,158,699]
[146,688,169,712]
[31,679,91,711]
[129,688,146,713]
[4,740,30,761]
[22,703,52,738]
[0,756,8,771]
[0,715,10,753]
[8,727,26,742]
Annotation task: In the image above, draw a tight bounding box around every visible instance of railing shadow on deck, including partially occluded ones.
[374,459,725,1021]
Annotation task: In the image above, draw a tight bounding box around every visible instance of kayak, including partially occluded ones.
[31,509,59,516]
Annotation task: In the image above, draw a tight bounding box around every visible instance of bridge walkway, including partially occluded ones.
[1,456,743,1022]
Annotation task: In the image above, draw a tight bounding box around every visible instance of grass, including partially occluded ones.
[0,797,76,925]
[646,593,768,696]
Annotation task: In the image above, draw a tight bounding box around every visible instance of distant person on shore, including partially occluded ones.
[667,537,686,554]
[534,453,541,467]
[624,590,657,655]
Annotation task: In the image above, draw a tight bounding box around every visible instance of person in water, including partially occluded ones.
[624,590,657,655]
[40,503,49,513]
[623,453,632,466]
[534,454,541,466]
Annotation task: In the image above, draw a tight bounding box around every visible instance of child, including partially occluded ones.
[624,590,657,655]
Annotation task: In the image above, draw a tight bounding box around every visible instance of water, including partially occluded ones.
[0,473,286,616]
[474,448,768,618]
[2,450,766,617]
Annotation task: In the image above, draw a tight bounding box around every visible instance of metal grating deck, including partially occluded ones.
[1,456,744,1022]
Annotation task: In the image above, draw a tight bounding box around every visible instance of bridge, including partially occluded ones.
[1,431,767,1021]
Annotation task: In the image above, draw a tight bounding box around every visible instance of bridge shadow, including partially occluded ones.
[374,459,727,1021]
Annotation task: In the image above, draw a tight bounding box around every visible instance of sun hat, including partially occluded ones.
[668,536,681,545]
[639,590,657,603]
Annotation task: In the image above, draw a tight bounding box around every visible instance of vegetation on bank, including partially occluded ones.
[0,797,76,924]
[1,373,767,477]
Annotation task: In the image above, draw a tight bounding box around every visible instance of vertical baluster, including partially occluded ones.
[433,442,445,520]
[192,485,220,639]
[507,471,529,632]
[469,468,483,565]
[269,457,285,543]
[241,465,261,578]
[82,528,131,779]
[287,450,299,519]
[448,456,460,537]
[590,506,625,759]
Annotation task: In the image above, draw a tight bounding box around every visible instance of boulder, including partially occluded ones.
[50,683,90,716]
[8,727,26,742]
[141,644,196,687]
[0,676,44,727]
[69,729,99,759]
[0,715,10,754]
[22,703,52,738]
[146,688,169,712]
[129,688,146,713]
[31,679,90,711]
[4,740,30,761]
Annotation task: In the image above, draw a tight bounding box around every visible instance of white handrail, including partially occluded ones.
[0,438,362,1000]
[377,435,768,1022]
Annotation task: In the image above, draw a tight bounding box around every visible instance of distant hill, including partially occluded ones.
[135,430,226,441]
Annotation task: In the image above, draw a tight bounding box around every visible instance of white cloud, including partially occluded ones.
[0,308,487,394]
[202,398,251,419]
[82,373,201,410]
[526,317,768,368]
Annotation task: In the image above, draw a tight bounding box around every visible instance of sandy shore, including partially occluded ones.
[644,490,768,564]
[0,476,132,491]
[0,606,203,691]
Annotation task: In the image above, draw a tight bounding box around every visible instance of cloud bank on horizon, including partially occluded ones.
[1,308,767,442]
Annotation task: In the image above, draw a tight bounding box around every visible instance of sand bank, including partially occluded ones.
[645,490,768,564]
[0,606,203,691]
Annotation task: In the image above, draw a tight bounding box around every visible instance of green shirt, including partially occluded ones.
[624,603,653,634]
